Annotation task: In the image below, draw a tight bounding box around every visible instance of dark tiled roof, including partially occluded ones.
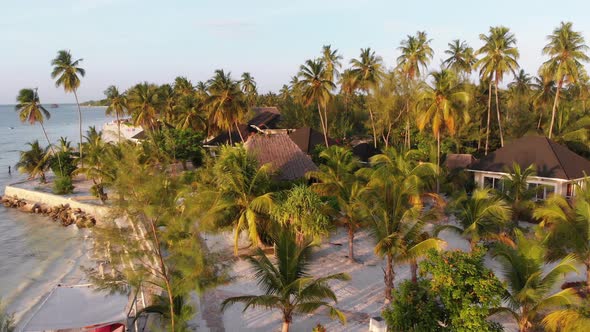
[288,127,337,154]
[252,107,280,115]
[204,125,250,146]
[205,107,281,146]
[244,133,318,181]
[445,154,476,170]
[468,136,590,180]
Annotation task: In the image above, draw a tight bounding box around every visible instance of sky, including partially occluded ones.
[1,0,590,104]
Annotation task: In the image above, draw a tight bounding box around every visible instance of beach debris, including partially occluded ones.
[1,195,96,228]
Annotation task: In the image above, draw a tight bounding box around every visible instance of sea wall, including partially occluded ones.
[2,185,110,224]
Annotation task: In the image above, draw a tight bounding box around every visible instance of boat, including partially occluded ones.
[50,104,59,108]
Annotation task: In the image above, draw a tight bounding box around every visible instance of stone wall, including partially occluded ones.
[3,185,110,222]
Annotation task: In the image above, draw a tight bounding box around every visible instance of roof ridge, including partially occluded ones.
[545,137,569,178]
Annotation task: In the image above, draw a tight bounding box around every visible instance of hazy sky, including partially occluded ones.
[2,0,589,104]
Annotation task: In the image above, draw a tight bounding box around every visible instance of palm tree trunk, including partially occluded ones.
[410,260,418,283]
[437,131,441,193]
[282,320,290,332]
[317,102,329,147]
[494,79,504,147]
[348,225,355,262]
[585,260,590,295]
[40,122,62,174]
[235,122,245,142]
[384,254,395,303]
[548,79,563,139]
[116,112,121,143]
[485,81,493,155]
[323,104,329,139]
[368,107,378,148]
[73,89,83,167]
[228,128,233,145]
[537,109,543,130]
[148,218,175,331]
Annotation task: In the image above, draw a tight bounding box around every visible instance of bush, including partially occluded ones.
[153,128,205,169]
[53,175,74,194]
[50,151,77,177]
[383,279,447,331]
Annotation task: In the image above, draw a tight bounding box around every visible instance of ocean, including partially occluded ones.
[0,104,112,322]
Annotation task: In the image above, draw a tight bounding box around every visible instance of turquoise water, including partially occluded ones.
[0,104,112,320]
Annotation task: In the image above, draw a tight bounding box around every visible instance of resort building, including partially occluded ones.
[288,127,337,155]
[468,136,590,200]
[205,107,281,146]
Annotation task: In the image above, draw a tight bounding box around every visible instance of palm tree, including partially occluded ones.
[221,229,349,332]
[15,88,60,170]
[15,140,50,183]
[50,50,85,161]
[240,72,258,107]
[127,82,161,130]
[397,31,434,149]
[532,74,556,129]
[417,69,470,192]
[534,179,590,293]
[76,127,110,202]
[443,39,476,78]
[542,22,590,138]
[297,59,335,147]
[206,70,247,143]
[507,70,533,122]
[307,146,366,262]
[321,45,343,82]
[173,76,195,97]
[104,86,127,143]
[174,94,207,132]
[476,26,520,152]
[491,230,579,332]
[159,84,176,125]
[200,145,274,255]
[437,188,512,249]
[364,148,443,301]
[495,163,538,223]
[350,48,384,148]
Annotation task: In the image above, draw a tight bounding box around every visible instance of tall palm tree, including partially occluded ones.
[476,26,520,152]
[307,146,367,262]
[240,72,257,107]
[443,39,476,78]
[173,76,195,97]
[541,22,590,138]
[76,127,110,202]
[491,230,579,332]
[321,45,343,82]
[350,48,384,148]
[174,94,207,132]
[51,50,85,161]
[159,84,176,125]
[104,86,127,143]
[221,229,349,332]
[297,59,335,147]
[15,140,50,183]
[127,82,161,130]
[534,179,590,293]
[507,70,533,122]
[397,31,434,149]
[364,148,443,301]
[417,69,470,192]
[532,74,556,129]
[206,70,247,143]
[15,88,60,170]
[437,188,512,249]
[200,145,274,255]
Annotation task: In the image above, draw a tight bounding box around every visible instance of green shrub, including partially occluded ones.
[53,175,74,194]
[383,279,447,331]
[50,151,77,177]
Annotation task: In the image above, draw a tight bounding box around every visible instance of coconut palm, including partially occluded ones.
[297,59,335,147]
[542,22,590,138]
[534,179,590,293]
[15,140,50,183]
[240,72,257,107]
[364,148,443,301]
[221,229,349,332]
[417,69,470,192]
[159,84,177,124]
[15,88,60,169]
[532,74,556,129]
[50,50,85,161]
[437,188,512,249]
[491,230,579,332]
[321,45,343,82]
[543,305,590,332]
[476,26,520,152]
[76,127,111,202]
[174,94,207,132]
[104,86,128,143]
[206,70,247,143]
[443,39,476,78]
[127,82,161,130]
[495,163,538,223]
[350,48,384,148]
[173,76,195,97]
[307,146,367,262]
[199,145,274,255]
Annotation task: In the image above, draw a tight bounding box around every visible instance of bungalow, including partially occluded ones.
[244,133,318,181]
[468,136,590,200]
[288,127,337,154]
[205,107,281,146]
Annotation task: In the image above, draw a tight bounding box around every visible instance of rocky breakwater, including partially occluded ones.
[1,195,96,228]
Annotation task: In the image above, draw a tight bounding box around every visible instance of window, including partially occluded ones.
[484,176,494,188]
[528,182,555,201]
[566,183,574,198]
[483,176,504,191]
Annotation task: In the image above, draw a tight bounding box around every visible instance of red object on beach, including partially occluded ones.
[92,323,124,332]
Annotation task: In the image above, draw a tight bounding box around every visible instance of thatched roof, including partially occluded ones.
[469,136,590,180]
[244,133,318,181]
[288,127,337,154]
[445,154,476,170]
